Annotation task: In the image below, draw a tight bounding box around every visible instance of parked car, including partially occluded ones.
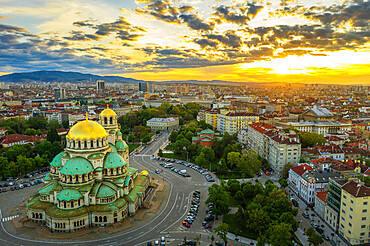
[160,236,166,245]
[311,222,318,228]
[302,212,309,218]
[182,221,191,227]
[322,234,330,241]
[292,199,299,207]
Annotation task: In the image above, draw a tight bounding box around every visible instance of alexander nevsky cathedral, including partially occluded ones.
[26,107,150,232]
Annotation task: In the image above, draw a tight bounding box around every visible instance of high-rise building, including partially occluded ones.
[54,88,66,100]
[139,82,154,93]
[97,80,105,91]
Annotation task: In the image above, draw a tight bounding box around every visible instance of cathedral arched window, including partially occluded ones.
[91,140,94,148]
[110,117,113,124]
[104,117,107,125]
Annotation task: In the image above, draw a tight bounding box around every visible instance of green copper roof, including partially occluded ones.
[109,130,115,134]
[125,186,145,202]
[117,131,122,135]
[115,140,128,150]
[127,167,138,176]
[95,167,103,171]
[39,181,57,195]
[27,197,53,210]
[115,177,125,184]
[44,173,52,181]
[50,151,64,167]
[97,184,116,198]
[46,205,88,218]
[125,175,131,186]
[60,157,94,176]
[134,175,149,187]
[192,137,199,141]
[109,143,118,153]
[79,185,92,193]
[56,188,83,201]
[104,152,127,169]
[89,198,127,212]
[87,153,104,159]
[62,152,71,158]
[200,129,214,134]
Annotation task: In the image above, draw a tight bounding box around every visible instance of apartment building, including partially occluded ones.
[248,123,301,173]
[339,180,370,246]
[197,108,220,129]
[217,111,259,135]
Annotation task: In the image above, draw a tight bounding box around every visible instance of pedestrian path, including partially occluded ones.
[1,214,19,222]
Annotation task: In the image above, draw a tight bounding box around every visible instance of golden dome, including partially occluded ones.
[140,170,149,176]
[67,119,108,140]
[100,105,117,118]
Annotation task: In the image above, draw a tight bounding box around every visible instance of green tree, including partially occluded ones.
[279,178,288,188]
[267,223,293,246]
[300,132,326,148]
[214,222,229,246]
[158,149,163,157]
[281,163,294,179]
[142,135,151,143]
[206,184,230,216]
[169,130,178,143]
[201,147,215,163]
[47,127,61,142]
[195,152,208,167]
[227,179,241,196]
[62,120,69,129]
[306,227,324,246]
[132,126,149,141]
[23,128,37,135]
[279,212,298,232]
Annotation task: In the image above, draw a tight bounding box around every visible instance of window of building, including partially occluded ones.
[342,209,345,214]
[348,230,351,235]
[350,207,353,212]
[360,232,365,237]
[349,222,352,227]
[342,202,346,207]
[363,209,367,213]
[340,224,344,229]
[364,202,368,206]
[362,217,366,221]
[349,215,352,219]
[361,225,366,229]
[350,200,353,204]
[341,217,345,222]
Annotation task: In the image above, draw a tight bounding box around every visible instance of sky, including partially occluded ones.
[0,0,369,84]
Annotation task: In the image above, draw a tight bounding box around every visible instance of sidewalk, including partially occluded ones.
[295,227,308,245]
[226,232,257,245]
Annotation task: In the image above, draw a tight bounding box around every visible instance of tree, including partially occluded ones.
[142,135,151,143]
[281,163,294,179]
[266,223,293,246]
[62,120,69,129]
[279,212,298,232]
[158,149,163,157]
[169,130,178,143]
[306,227,324,246]
[206,184,230,216]
[23,128,37,136]
[227,179,241,196]
[300,132,326,148]
[210,235,215,245]
[279,178,288,188]
[132,126,149,141]
[201,147,215,163]
[47,127,61,142]
[214,222,229,246]
[195,152,208,167]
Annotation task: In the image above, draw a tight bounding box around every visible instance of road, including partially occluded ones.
[0,132,219,246]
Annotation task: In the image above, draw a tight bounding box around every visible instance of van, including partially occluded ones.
[160,236,166,245]
[179,170,186,175]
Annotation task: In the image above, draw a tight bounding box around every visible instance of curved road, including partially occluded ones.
[0,132,216,246]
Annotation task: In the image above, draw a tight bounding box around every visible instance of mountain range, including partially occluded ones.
[0,71,144,83]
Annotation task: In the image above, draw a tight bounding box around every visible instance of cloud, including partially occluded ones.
[135,0,213,31]
[212,2,264,25]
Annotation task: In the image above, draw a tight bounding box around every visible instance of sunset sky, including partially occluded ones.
[0,0,369,84]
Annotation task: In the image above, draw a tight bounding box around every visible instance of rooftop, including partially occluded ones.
[342,180,370,197]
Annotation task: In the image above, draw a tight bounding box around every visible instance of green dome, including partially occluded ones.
[117,131,122,135]
[56,188,83,201]
[109,143,118,153]
[60,157,94,176]
[96,184,116,198]
[50,151,64,167]
[115,140,128,150]
[104,152,127,169]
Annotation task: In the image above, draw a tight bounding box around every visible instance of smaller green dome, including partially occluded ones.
[60,157,94,176]
[50,151,64,167]
[57,188,83,201]
[117,131,122,135]
[97,185,116,198]
[109,143,118,152]
[104,152,127,169]
[115,140,128,150]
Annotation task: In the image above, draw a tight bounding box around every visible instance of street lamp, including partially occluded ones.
[183,146,188,161]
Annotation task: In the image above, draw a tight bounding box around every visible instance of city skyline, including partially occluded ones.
[0,0,369,84]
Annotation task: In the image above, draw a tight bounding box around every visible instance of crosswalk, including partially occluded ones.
[1,214,19,222]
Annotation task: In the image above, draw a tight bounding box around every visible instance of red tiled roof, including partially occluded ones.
[0,134,43,145]
[316,191,328,203]
[249,122,274,134]
[342,180,370,197]
[290,164,313,176]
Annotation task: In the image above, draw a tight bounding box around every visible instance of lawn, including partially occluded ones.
[161,153,177,159]
[223,214,258,240]
[128,143,140,153]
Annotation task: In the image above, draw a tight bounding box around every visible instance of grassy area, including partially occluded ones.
[128,143,140,153]
[223,214,258,240]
